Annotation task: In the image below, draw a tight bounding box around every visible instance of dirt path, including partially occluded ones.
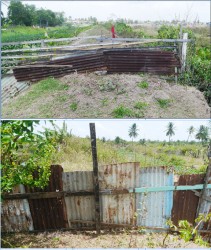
[2,230,209,248]
[71,24,111,45]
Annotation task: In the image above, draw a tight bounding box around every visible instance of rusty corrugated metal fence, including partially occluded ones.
[1,163,210,233]
[12,49,180,82]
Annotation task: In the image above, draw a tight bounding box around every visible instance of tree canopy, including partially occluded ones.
[6,0,65,27]
[1,120,56,192]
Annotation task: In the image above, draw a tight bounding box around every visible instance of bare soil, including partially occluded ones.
[2,73,210,119]
[1,230,209,248]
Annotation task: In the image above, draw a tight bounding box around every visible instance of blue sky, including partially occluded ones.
[35,119,210,142]
[1,1,210,23]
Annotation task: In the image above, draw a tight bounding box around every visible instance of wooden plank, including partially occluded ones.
[2,190,95,200]
[89,123,101,234]
[96,38,193,43]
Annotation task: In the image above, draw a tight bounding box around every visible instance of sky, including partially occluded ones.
[1,1,210,23]
[34,119,211,142]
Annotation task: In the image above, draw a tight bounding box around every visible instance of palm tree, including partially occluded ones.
[165,122,175,143]
[195,125,209,145]
[187,126,195,142]
[128,123,139,160]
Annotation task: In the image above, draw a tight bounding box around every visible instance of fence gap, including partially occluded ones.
[89,123,101,234]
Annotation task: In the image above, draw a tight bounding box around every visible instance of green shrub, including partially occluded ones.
[112,105,134,118]
[138,81,149,89]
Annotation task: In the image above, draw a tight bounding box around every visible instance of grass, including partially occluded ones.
[112,105,134,118]
[134,101,148,110]
[51,134,207,175]
[70,102,78,111]
[1,25,92,44]
[138,81,149,89]
[157,98,171,108]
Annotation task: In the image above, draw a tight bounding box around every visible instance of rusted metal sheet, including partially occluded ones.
[63,171,95,228]
[12,48,180,82]
[104,49,180,75]
[137,167,174,229]
[1,185,34,232]
[13,52,105,82]
[25,165,68,230]
[99,162,140,225]
[1,75,30,103]
[172,174,205,225]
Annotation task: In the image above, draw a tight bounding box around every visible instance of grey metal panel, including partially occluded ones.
[137,166,173,228]
[1,185,34,232]
[62,171,95,228]
[1,75,30,103]
[99,162,140,225]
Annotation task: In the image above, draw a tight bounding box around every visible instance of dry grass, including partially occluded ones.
[1,230,209,248]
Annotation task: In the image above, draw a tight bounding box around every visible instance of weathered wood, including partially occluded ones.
[90,123,101,234]
[2,190,95,200]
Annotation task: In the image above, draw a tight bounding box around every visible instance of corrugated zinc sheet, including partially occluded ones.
[12,48,180,82]
[104,49,180,75]
[63,171,95,228]
[1,75,30,103]
[25,165,68,230]
[13,52,105,82]
[171,174,205,225]
[99,162,140,225]
[1,185,34,232]
[137,167,174,228]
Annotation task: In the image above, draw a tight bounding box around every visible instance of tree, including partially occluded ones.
[128,123,139,160]
[165,122,176,143]
[195,125,210,145]
[187,126,195,142]
[8,0,26,25]
[1,120,56,192]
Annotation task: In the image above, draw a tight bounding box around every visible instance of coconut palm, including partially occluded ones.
[187,126,195,142]
[128,123,139,160]
[165,122,175,143]
[195,125,209,145]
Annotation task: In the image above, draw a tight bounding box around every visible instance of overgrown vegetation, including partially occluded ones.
[158,25,211,106]
[1,120,56,192]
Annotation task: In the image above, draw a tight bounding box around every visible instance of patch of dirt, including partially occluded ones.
[71,25,111,46]
[2,73,210,118]
[1,230,209,248]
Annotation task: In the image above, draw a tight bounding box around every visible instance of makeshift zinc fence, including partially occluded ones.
[2,163,211,233]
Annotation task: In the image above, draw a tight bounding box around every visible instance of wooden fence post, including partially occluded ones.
[89,123,101,234]
[181,33,188,72]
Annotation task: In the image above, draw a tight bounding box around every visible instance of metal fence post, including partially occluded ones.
[89,123,101,234]
[181,33,188,72]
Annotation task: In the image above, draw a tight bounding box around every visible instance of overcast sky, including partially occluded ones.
[1,1,210,23]
[33,119,210,142]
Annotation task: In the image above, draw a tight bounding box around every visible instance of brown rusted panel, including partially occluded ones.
[99,162,140,226]
[25,165,68,230]
[13,49,180,82]
[172,174,205,225]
